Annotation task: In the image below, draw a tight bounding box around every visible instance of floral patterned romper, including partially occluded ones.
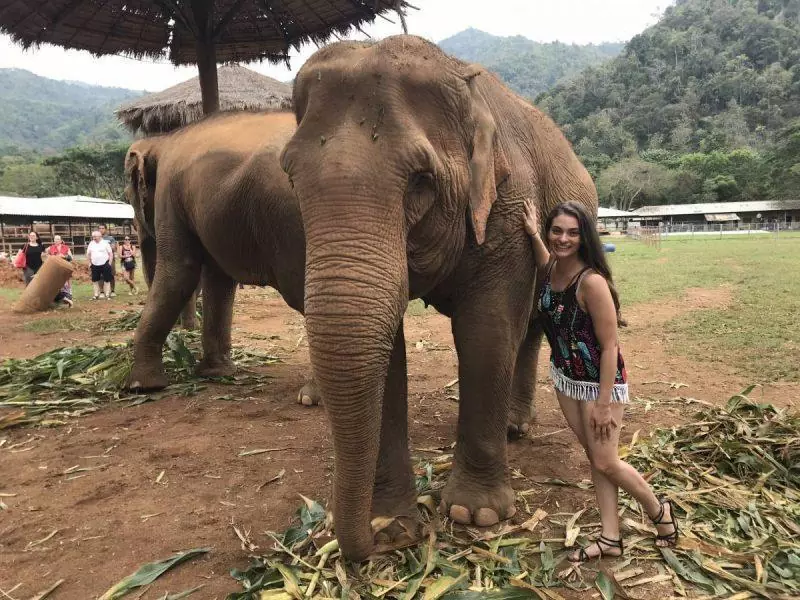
[537,262,628,403]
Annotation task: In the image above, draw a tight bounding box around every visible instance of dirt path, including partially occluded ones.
[0,286,794,599]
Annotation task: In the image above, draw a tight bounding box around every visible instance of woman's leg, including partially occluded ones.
[558,392,623,560]
[23,267,34,286]
[578,402,675,551]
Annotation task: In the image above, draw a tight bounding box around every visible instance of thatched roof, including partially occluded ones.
[0,1,411,66]
[115,64,292,135]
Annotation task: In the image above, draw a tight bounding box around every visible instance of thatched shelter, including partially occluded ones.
[0,1,411,114]
[116,65,292,136]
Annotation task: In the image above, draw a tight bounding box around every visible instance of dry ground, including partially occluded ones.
[0,281,796,599]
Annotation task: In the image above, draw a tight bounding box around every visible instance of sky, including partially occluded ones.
[0,0,670,92]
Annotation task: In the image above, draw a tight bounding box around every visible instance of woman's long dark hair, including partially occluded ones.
[545,202,626,327]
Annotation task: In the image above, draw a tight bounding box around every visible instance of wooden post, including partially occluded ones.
[192,0,220,115]
[0,219,6,254]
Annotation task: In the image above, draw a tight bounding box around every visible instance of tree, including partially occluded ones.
[43,144,129,200]
[595,158,676,210]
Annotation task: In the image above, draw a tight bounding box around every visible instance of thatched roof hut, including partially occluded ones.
[116,64,293,136]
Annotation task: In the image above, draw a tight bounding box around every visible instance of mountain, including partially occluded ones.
[536,0,800,183]
[0,68,141,154]
[439,28,624,99]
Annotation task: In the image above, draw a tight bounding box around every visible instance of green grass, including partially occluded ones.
[610,234,800,382]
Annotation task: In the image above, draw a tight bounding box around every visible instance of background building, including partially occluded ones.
[0,196,135,254]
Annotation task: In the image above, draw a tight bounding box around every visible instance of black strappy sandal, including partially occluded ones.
[568,535,624,563]
[651,498,679,547]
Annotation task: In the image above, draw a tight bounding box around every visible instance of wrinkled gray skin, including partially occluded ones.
[124,111,318,405]
[281,36,598,561]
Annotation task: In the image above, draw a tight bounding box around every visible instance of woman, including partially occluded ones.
[86,229,114,300]
[522,200,678,562]
[20,231,45,286]
[47,235,72,260]
[119,236,139,294]
[48,235,74,307]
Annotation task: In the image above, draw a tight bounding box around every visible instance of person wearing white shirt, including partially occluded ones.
[86,230,114,300]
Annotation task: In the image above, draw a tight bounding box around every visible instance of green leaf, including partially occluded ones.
[595,571,614,600]
[98,547,209,600]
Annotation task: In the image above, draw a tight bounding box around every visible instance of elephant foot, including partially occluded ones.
[439,474,516,527]
[507,398,534,440]
[371,515,422,553]
[127,364,168,392]
[195,357,236,378]
[297,380,321,406]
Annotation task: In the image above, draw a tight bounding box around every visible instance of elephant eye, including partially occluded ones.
[408,171,434,191]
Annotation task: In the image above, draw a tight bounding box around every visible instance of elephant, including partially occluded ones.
[279,35,599,561]
[123,110,318,405]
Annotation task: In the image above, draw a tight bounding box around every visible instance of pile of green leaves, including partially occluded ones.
[227,460,566,600]
[99,309,142,332]
[627,388,800,597]
[0,331,279,429]
[226,389,799,599]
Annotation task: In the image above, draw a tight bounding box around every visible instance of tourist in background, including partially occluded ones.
[16,231,45,286]
[119,235,139,295]
[87,230,114,300]
[47,234,72,260]
[98,224,118,297]
[48,235,74,307]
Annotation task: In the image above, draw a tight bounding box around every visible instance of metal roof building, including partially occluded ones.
[0,196,134,221]
[633,200,800,223]
[0,196,135,254]
[598,207,637,219]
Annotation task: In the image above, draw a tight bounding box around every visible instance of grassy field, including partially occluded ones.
[3,234,797,382]
[610,232,800,382]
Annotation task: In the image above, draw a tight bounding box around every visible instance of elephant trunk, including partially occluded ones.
[302,186,408,562]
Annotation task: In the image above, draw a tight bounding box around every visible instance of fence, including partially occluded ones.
[629,220,800,239]
[0,221,138,255]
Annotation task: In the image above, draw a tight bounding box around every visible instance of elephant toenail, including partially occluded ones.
[301,394,315,406]
[505,505,517,519]
[449,505,472,524]
[520,423,530,434]
[474,508,500,527]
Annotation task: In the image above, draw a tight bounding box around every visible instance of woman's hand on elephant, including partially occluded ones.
[590,402,618,442]
[522,198,540,237]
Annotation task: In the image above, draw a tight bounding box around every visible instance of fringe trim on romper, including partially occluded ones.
[550,363,629,404]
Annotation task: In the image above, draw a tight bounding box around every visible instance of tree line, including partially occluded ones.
[537,0,800,208]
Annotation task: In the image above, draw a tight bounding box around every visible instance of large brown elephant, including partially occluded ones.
[280,36,599,561]
[124,111,316,404]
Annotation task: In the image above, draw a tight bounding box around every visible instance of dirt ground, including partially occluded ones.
[1,285,797,599]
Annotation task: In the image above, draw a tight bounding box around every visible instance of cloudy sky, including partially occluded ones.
[0,0,670,91]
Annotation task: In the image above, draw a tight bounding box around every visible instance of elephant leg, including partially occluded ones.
[128,237,202,391]
[178,280,200,330]
[508,319,544,439]
[195,261,236,378]
[371,322,419,548]
[440,298,528,527]
[297,378,322,406]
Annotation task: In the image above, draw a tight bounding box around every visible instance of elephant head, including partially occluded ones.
[280,35,512,561]
[124,138,161,286]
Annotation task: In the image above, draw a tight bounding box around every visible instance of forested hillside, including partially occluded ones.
[439,28,623,99]
[537,0,800,207]
[0,68,139,154]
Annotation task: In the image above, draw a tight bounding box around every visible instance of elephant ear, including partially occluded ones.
[124,144,157,238]
[464,65,511,246]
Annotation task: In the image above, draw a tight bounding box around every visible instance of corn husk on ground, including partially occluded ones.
[227,389,799,600]
[0,328,278,429]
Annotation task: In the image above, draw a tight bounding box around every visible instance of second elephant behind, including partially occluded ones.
[124,111,315,403]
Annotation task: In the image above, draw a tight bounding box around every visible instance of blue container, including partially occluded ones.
[603,243,616,253]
